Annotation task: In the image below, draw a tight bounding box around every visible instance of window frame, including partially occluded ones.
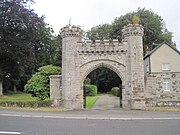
[163,78,171,91]
[162,63,170,71]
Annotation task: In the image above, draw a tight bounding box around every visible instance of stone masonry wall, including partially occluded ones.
[145,72,180,107]
[50,75,62,107]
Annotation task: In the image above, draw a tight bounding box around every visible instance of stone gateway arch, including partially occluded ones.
[50,24,145,110]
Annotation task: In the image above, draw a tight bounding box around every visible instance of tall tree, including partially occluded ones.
[87,24,113,41]
[33,25,62,68]
[0,0,45,94]
[87,8,173,54]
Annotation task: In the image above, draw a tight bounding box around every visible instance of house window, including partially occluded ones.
[163,78,171,91]
[162,63,170,71]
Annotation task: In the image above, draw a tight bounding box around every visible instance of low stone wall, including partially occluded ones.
[146,100,180,107]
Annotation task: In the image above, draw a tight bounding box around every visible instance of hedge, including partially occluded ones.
[111,87,119,97]
[84,84,97,96]
[0,100,52,108]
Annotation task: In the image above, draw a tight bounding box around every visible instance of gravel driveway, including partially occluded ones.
[92,94,120,110]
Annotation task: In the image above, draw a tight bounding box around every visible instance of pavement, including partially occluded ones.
[0,108,180,120]
[0,95,180,120]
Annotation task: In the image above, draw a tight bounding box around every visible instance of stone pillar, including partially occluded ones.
[122,24,145,109]
[50,75,62,107]
[60,25,83,109]
[0,80,3,96]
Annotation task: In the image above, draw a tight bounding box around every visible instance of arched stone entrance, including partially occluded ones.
[50,24,146,110]
[80,62,124,108]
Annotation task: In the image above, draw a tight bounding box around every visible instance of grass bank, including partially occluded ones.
[0,92,51,108]
[86,96,98,109]
[0,92,98,110]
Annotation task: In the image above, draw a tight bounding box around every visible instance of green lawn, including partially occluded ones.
[0,92,36,102]
[0,92,98,109]
[86,96,98,109]
[0,92,51,108]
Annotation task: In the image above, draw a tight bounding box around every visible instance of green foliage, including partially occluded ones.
[0,92,51,107]
[34,26,62,68]
[0,91,36,101]
[24,65,61,101]
[0,0,62,94]
[132,15,140,24]
[0,0,45,81]
[111,87,119,97]
[84,84,97,96]
[87,8,173,55]
[0,100,51,108]
[87,67,121,93]
[84,78,91,85]
[0,0,50,93]
[87,24,113,41]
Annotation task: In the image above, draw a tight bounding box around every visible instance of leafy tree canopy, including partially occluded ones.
[87,8,173,54]
[0,0,45,87]
[0,0,62,93]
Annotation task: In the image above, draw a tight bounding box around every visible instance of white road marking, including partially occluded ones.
[0,131,21,134]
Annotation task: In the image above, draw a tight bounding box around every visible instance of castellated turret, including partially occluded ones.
[122,24,144,42]
[60,25,83,109]
[122,23,145,109]
[60,25,83,38]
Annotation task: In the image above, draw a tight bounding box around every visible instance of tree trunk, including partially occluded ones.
[0,80,3,96]
[13,85,17,93]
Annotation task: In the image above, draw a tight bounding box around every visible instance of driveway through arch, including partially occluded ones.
[80,61,125,109]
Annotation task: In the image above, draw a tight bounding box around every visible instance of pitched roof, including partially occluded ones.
[144,41,180,59]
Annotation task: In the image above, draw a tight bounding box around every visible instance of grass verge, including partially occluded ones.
[0,92,51,108]
[86,96,98,109]
[0,92,36,102]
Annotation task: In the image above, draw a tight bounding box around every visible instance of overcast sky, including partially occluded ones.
[32,0,180,50]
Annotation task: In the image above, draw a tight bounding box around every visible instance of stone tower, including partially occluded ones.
[60,25,83,109]
[122,24,145,109]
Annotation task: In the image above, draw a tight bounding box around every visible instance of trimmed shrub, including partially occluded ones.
[0,100,52,108]
[24,65,61,101]
[84,78,91,85]
[111,87,119,97]
[84,84,97,96]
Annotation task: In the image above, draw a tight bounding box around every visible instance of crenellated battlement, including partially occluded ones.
[122,24,144,41]
[78,39,127,55]
[60,25,83,38]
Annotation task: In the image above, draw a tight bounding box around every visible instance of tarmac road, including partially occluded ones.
[0,108,180,135]
[0,115,180,135]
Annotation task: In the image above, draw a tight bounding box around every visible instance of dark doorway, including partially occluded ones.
[83,67,122,109]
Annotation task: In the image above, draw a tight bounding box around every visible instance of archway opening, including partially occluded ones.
[83,67,122,109]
